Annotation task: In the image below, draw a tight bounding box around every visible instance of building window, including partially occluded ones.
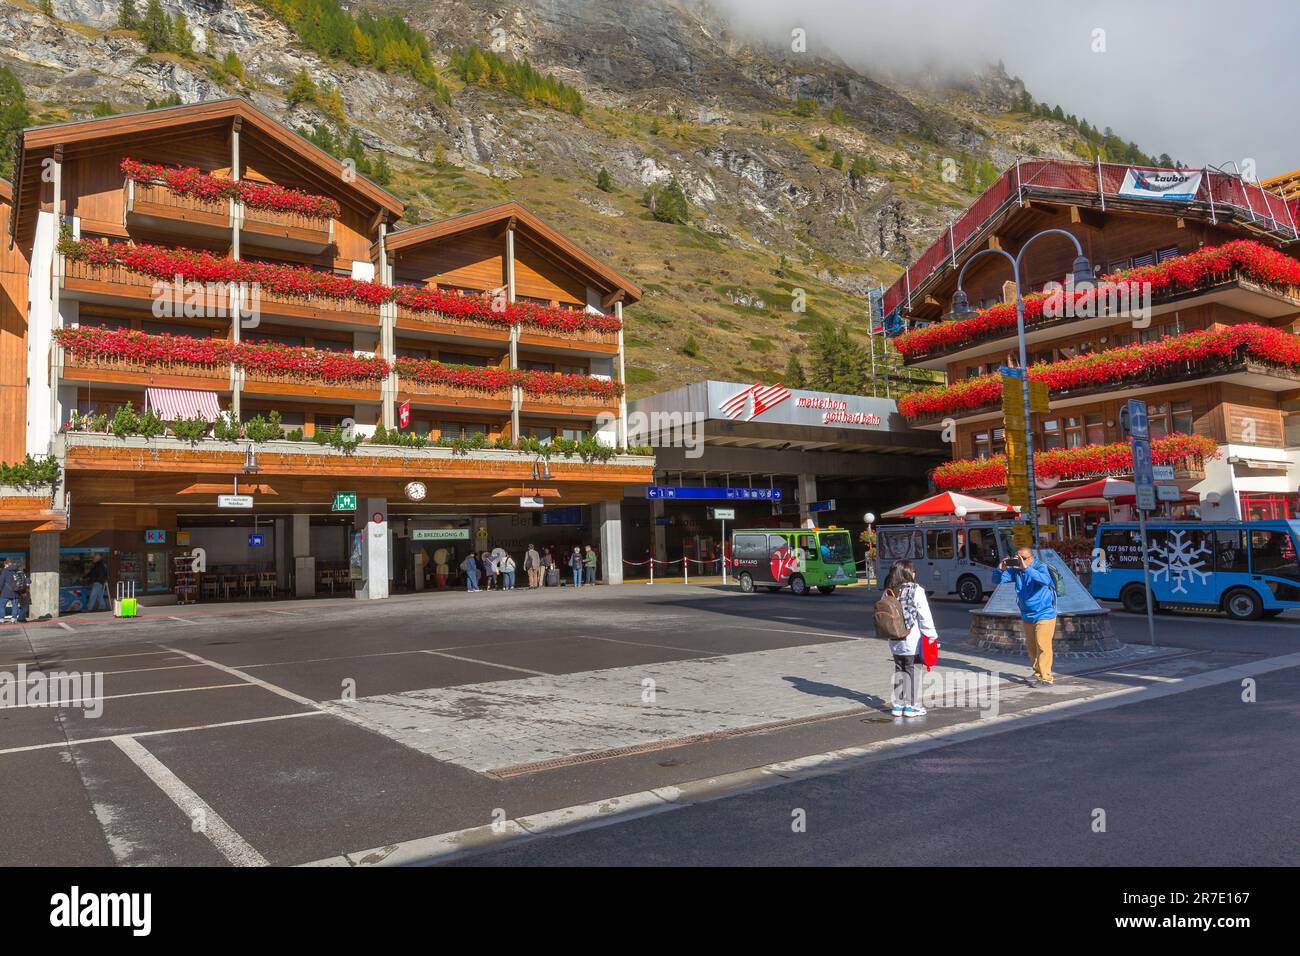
[311,339,353,354]
[520,425,555,441]
[561,427,587,441]
[1171,400,1195,435]
[1108,258,1131,273]
[1156,246,1181,262]
[439,421,487,439]
[1085,414,1107,445]
[522,360,555,372]
[1041,418,1062,451]
[1064,416,1085,449]
[438,352,492,368]
[397,347,432,359]
[1132,252,1156,268]
[1147,403,1170,439]
[558,364,587,376]
[1239,493,1300,521]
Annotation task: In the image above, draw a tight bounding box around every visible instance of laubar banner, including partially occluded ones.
[1117,167,1203,202]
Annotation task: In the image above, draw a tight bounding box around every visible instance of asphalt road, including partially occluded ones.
[454,662,1300,866]
[0,583,1294,866]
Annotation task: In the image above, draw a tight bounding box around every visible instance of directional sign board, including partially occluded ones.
[1157,484,1182,502]
[807,499,837,513]
[217,494,254,509]
[709,507,736,520]
[1126,398,1150,440]
[647,487,783,501]
[1152,465,1175,481]
[248,533,265,547]
[332,492,357,512]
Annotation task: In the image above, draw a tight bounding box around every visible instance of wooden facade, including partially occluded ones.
[0,99,651,577]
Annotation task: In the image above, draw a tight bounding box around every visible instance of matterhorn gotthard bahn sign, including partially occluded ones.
[709,381,889,429]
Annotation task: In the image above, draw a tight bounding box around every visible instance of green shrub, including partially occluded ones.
[170,415,209,443]
[111,405,140,438]
[0,454,61,489]
[137,410,166,438]
[285,427,305,442]
[213,412,241,441]
[243,411,284,443]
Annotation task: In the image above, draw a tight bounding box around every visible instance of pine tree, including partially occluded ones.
[784,353,807,389]
[222,51,245,83]
[173,13,194,55]
[830,150,843,170]
[0,66,29,180]
[682,334,700,358]
[644,179,688,225]
[596,167,612,192]
[809,322,867,394]
[373,153,392,185]
[139,0,172,53]
[287,68,317,108]
[118,0,139,30]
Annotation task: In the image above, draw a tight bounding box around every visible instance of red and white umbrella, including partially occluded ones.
[1040,477,1135,508]
[881,491,1018,519]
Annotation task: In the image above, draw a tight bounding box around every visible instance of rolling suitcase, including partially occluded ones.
[545,566,559,588]
[113,581,139,619]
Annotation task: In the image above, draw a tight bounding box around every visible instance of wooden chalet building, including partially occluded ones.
[881,158,1300,543]
[0,98,651,616]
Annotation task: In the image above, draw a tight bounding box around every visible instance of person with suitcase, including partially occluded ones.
[568,547,584,589]
[875,560,938,718]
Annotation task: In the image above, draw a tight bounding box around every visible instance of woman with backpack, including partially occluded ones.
[877,559,938,718]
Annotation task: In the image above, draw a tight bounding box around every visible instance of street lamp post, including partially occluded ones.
[947,229,1093,549]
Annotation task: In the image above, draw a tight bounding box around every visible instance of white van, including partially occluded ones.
[874,520,1019,603]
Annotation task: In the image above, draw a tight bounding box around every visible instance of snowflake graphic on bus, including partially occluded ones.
[1147,529,1211,594]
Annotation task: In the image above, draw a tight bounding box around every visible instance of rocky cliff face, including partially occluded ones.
[0,0,1108,392]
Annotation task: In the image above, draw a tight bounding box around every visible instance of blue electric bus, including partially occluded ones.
[1090,520,1300,620]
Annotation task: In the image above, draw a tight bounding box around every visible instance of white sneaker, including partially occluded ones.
[903,705,928,718]
[890,704,904,717]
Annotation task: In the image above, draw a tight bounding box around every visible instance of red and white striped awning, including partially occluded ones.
[144,388,221,422]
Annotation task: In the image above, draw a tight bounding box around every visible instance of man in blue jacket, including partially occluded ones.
[999,547,1058,686]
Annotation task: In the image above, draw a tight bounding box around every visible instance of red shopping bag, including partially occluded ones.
[921,635,940,671]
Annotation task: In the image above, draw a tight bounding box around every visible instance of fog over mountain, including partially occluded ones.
[712,0,1300,177]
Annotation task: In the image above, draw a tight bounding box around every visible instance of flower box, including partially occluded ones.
[931,433,1221,491]
[895,239,1300,360]
[899,323,1300,420]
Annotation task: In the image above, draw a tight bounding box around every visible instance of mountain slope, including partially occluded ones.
[1,0,1170,395]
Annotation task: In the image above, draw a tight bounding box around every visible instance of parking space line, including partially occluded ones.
[0,648,175,669]
[168,616,200,625]
[578,634,718,656]
[112,735,267,867]
[420,650,552,676]
[306,649,1300,868]
[0,711,325,757]
[158,644,320,708]
[56,623,74,632]
[264,609,304,617]
[0,682,253,710]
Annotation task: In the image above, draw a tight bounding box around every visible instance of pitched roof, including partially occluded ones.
[8,97,403,243]
[381,200,642,303]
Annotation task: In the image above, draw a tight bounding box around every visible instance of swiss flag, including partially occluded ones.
[397,400,411,429]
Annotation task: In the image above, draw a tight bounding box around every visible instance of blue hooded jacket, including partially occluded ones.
[999,561,1058,622]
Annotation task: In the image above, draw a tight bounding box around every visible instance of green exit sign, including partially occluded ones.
[332,492,357,512]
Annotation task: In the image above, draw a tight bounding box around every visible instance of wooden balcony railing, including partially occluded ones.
[125,180,231,229]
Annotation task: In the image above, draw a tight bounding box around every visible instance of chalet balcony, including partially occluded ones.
[124,179,232,243]
[238,204,334,254]
[394,289,621,355]
[520,386,621,419]
[394,302,512,347]
[902,324,1300,429]
[122,165,335,253]
[61,254,233,313]
[59,239,380,331]
[897,240,1300,370]
[58,432,655,485]
[398,376,514,414]
[53,327,385,403]
[931,435,1216,493]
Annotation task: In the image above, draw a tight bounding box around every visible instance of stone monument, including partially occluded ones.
[969,548,1119,652]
